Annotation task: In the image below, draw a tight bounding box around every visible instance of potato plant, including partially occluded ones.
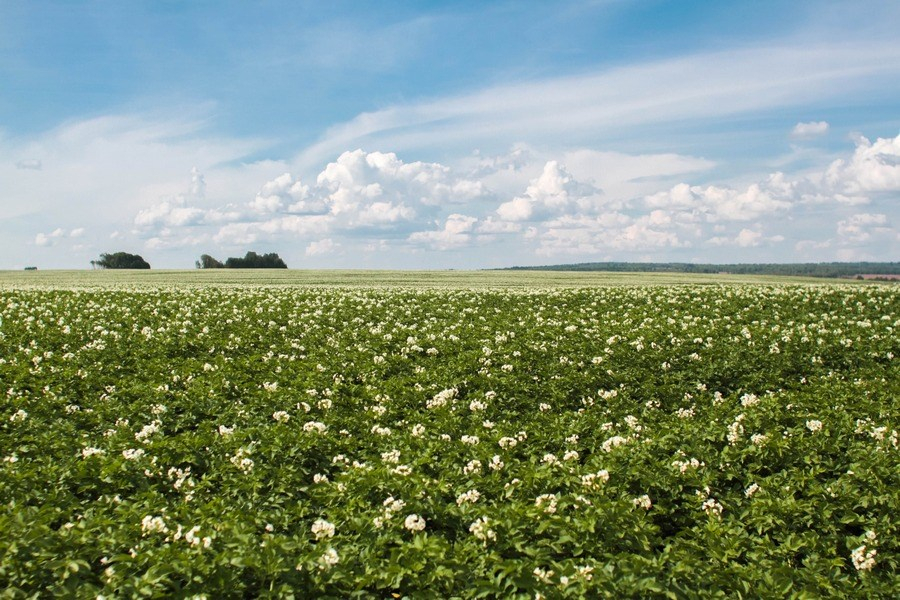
[1,284,897,597]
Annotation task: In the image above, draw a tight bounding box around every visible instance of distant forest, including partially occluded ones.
[503,262,900,279]
[196,252,287,269]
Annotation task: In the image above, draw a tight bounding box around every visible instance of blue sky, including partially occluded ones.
[1,0,898,269]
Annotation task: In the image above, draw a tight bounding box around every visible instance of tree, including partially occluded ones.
[91,252,151,269]
[223,251,288,269]
[196,254,224,269]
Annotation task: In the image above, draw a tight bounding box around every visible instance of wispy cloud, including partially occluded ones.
[295,41,900,170]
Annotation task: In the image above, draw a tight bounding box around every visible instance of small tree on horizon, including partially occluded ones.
[91,252,151,269]
[195,254,224,269]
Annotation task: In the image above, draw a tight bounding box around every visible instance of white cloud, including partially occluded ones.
[15,159,42,170]
[35,228,65,246]
[708,228,785,248]
[295,41,900,170]
[823,133,900,194]
[791,121,829,137]
[836,213,891,244]
[644,175,794,222]
[69,228,85,238]
[408,214,478,250]
[305,238,339,256]
[496,161,600,221]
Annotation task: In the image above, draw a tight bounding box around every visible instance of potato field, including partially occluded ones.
[1,278,898,598]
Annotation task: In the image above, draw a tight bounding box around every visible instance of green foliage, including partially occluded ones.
[90,252,151,270]
[223,251,288,269]
[196,254,225,269]
[0,284,897,597]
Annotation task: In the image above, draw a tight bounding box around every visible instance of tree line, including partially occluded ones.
[89,251,288,269]
[195,251,287,269]
[505,262,900,278]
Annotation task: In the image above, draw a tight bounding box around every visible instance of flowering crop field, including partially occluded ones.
[1,277,898,597]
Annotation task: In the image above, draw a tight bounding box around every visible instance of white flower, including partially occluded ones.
[81,447,105,458]
[469,400,486,412]
[601,435,629,452]
[313,473,329,484]
[488,455,504,471]
[456,489,481,505]
[541,453,559,466]
[140,515,168,535]
[581,470,609,490]
[461,435,479,445]
[404,514,426,532]
[303,421,327,434]
[218,425,234,437]
[272,410,290,423]
[135,421,161,443]
[538,403,551,412]
[750,433,768,446]
[469,516,496,543]
[851,544,877,571]
[672,457,704,474]
[563,450,579,462]
[463,460,482,475]
[534,494,557,514]
[633,495,652,510]
[744,483,760,497]
[122,448,145,460]
[498,437,517,449]
[317,547,339,570]
[411,423,425,437]
[381,450,401,464]
[427,387,457,409]
[701,498,723,518]
[10,409,27,422]
[806,419,823,433]
[311,519,335,540]
[727,419,744,445]
[739,393,759,407]
[676,407,695,419]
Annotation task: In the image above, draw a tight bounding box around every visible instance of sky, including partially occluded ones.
[1,0,899,270]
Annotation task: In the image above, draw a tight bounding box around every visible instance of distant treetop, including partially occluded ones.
[196,251,287,269]
[91,252,151,269]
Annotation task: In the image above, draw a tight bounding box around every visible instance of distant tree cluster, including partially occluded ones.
[505,262,900,279]
[196,254,224,269]
[91,252,151,269]
[196,251,287,269]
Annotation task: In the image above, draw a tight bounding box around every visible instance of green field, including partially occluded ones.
[1,272,897,597]
[0,268,844,289]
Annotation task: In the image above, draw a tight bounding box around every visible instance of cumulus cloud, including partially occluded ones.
[249,172,321,214]
[306,238,339,256]
[496,161,600,221]
[35,228,66,246]
[408,214,478,250]
[791,121,829,137]
[200,150,488,248]
[823,133,900,193]
[108,133,900,264]
[708,228,785,248]
[836,213,891,244]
